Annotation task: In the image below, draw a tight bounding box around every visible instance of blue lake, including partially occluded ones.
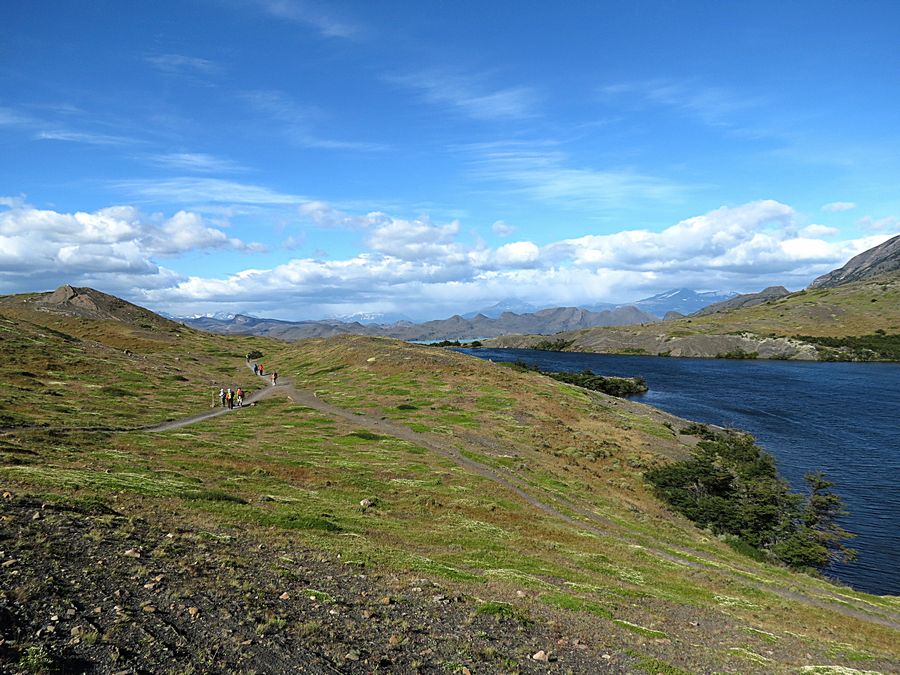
[458,348,900,596]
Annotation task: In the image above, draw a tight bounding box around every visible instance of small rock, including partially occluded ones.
[516,590,526,598]
[122,548,141,558]
[601,654,611,660]
[142,605,156,613]
[380,596,394,605]
[360,497,377,509]
[345,649,360,661]
[187,607,199,618]
[2,491,12,500]
[50,615,59,622]
[462,668,472,675]
[532,650,549,662]
[279,592,290,600]
[1,559,17,568]
[32,511,41,520]
[66,608,76,617]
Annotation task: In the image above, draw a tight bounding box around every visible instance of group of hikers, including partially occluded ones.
[219,386,244,409]
[217,358,279,409]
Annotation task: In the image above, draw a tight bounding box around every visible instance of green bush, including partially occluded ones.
[645,430,855,570]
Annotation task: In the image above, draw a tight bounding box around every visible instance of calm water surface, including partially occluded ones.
[458,348,900,596]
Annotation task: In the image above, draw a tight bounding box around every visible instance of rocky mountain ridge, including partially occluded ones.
[810,233,900,288]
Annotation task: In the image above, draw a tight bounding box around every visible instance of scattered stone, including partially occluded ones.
[2,491,12,500]
[1,559,17,568]
[142,605,156,613]
[516,590,526,598]
[360,497,378,510]
[187,607,199,618]
[123,548,141,558]
[532,650,549,662]
[279,592,290,600]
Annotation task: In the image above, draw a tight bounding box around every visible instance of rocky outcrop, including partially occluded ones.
[487,330,821,360]
[691,286,790,316]
[30,285,177,328]
[809,233,900,289]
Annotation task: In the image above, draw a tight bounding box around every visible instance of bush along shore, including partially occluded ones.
[645,424,856,572]
[504,361,649,397]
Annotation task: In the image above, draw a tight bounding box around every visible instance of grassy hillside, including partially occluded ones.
[489,271,900,360]
[0,293,898,673]
[665,270,900,338]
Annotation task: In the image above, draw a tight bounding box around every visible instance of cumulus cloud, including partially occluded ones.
[298,201,390,229]
[0,200,262,293]
[822,201,857,212]
[493,241,540,267]
[4,197,891,322]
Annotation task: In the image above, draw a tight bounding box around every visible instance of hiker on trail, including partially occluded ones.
[236,387,243,407]
[272,371,278,386]
[259,364,265,377]
[253,363,259,376]
[226,388,234,409]
[219,387,226,407]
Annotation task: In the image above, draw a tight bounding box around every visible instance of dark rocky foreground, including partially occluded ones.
[0,494,639,674]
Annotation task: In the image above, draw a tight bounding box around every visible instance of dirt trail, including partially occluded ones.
[143,383,279,432]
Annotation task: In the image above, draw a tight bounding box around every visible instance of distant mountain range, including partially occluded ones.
[177,288,742,342]
[183,305,658,342]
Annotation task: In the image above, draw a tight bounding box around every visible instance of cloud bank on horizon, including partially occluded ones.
[2,1,898,320]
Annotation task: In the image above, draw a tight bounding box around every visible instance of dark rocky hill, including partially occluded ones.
[2,284,179,329]
[809,233,900,289]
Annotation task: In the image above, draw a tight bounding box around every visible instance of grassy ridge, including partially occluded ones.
[0,298,898,672]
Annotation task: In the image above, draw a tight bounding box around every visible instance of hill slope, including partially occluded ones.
[0,289,897,672]
[810,233,900,289]
[488,269,900,360]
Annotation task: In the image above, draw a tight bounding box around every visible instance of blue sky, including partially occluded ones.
[2,1,898,320]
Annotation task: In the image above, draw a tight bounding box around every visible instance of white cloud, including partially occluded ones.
[241,89,386,151]
[601,79,764,128]
[800,224,839,237]
[145,53,221,76]
[492,220,515,236]
[494,241,540,267]
[388,70,539,121]
[255,0,360,38]
[0,200,262,293]
[35,129,134,145]
[4,197,892,322]
[298,201,389,229]
[822,201,857,212]
[115,178,305,205]
[367,216,466,262]
[149,153,244,173]
[465,141,691,209]
[857,215,899,232]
